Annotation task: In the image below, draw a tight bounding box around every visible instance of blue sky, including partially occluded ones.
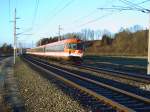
[0,0,150,47]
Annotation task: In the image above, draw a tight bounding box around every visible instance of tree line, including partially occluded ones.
[36,25,143,46]
[86,29,148,56]
[0,43,13,55]
[36,25,148,56]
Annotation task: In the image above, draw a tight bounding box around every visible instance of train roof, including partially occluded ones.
[30,38,82,50]
[46,38,82,46]
[64,38,81,43]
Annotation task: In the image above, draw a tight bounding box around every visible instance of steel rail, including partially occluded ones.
[25,56,150,103]
[78,64,150,84]
[24,55,150,99]
[27,55,150,84]
[23,56,150,111]
[23,57,135,112]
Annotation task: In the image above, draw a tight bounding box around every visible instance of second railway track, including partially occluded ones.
[26,55,150,97]
[27,55,150,85]
[80,64,150,84]
[23,55,150,112]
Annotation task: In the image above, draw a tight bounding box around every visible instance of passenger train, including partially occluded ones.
[26,38,84,61]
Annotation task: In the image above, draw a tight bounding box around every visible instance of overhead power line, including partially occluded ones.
[58,0,74,12]
[49,0,74,21]
[78,11,117,27]
[32,0,39,30]
[67,0,113,27]
[9,0,11,21]
[97,0,150,75]
[50,0,66,13]
[42,0,65,24]
[12,8,20,64]
[98,0,150,13]
[41,0,74,37]
[65,11,119,31]
[58,25,63,41]
[119,0,147,11]
[68,0,150,29]
[73,9,98,23]
[138,0,150,4]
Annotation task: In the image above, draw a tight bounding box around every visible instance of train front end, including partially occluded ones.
[64,38,84,62]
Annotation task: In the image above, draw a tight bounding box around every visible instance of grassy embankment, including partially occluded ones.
[85,30,148,58]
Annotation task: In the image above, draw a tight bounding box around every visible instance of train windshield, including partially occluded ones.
[77,43,83,50]
[67,43,83,50]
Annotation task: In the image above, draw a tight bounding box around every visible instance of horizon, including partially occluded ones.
[0,0,150,46]
[0,24,148,48]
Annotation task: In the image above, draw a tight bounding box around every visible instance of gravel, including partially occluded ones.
[14,58,88,112]
[0,57,16,112]
[47,60,149,88]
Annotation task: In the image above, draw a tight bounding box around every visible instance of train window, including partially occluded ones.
[77,43,83,50]
[60,44,65,51]
[45,44,64,52]
[35,47,44,52]
[67,43,83,50]
[68,43,77,49]
[56,44,64,51]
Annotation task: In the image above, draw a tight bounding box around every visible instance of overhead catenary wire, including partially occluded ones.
[52,0,66,11]
[118,0,150,13]
[119,0,148,11]
[65,0,114,27]
[98,0,150,13]
[97,0,150,75]
[113,0,150,9]
[73,9,98,23]
[15,0,39,37]
[63,0,115,32]
[9,0,11,21]
[64,9,100,30]
[70,0,150,29]
[40,0,65,25]
[48,0,74,22]
[31,0,39,30]
[40,0,74,38]
[78,11,118,27]
[64,10,120,33]
[36,0,150,39]
[138,0,150,4]
[64,0,150,34]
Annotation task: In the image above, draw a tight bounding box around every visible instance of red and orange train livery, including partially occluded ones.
[26,38,84,61]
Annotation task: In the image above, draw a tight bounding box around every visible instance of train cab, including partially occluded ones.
[64,38,84,61]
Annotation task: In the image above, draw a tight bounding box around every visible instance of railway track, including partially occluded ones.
[83,59,146,74]
[27,55,150,84]
[23,55,150,112]
[25,55,150,98]
[59,60,150,86]
[79,64,150,84]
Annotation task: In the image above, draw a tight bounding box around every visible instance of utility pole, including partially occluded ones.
[13,8,17,64]
[147,14,150,75]
[40,39,42,46]
[58,25,62,41]
[98,7,150,75]
[13,8,20,64]
[18,42,22,55]
[32,41,34,48]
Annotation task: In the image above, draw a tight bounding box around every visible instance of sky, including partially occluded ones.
[0,0,150,47]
